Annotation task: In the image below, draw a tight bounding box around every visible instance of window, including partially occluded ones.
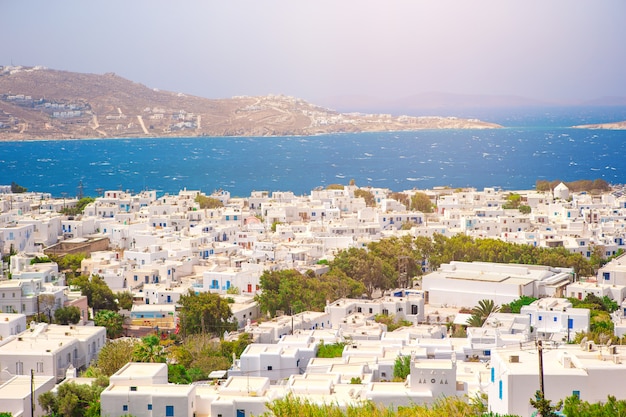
[538,315,542,321]
[498,380,503,399]
[166,405,174,417]
[573,390,580,399]
[148,404,152,410]
[604,272,610,281]
[123,405,128,412]
[267,366,273,371]
[553,317,557,322]
[491,367,495,382]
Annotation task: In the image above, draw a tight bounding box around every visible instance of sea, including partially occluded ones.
[2,106,626,198]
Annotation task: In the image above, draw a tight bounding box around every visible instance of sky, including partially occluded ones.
[2,1,625,105]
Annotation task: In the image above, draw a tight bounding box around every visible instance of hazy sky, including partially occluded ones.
[2,1,625,104]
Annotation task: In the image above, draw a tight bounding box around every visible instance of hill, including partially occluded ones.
[0,66,500,140]
[572,120,626,130]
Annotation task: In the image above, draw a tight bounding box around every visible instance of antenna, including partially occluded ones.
[77,180,84,199]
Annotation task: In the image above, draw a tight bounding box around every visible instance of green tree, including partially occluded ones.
[94,309,125,339]
[354,188,376,207]
[195,194,224,209]
[467,299,500,327]
[10,181,27,193]
[410,191,433,213]
[530,390,562,417]
[132,334,166,363]
[178,290,236,337]
[255,268,365,317]
[37,294,57,323]
[563,394,626,416]
[39,378,106,417]
[72,274,118,313]
[92,338,136,376]
[115,291,134,310]
[54,305,81,325]
[52,252,86,275]
[393,355,411,380]
[330,247,390,299]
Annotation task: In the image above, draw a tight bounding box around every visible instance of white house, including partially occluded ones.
[422,261,574,308]
[520,298,589,341]
[488,343,626,417]
[0,313,27,339]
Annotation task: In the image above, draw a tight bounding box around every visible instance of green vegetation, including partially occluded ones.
[569,293,619,344]
[326,184,345,190]
[71,274,119,313]
[39,376,108,417]
[115,291,134,310]
[94,310,125,339]
[132,334,166,363]
[374,314,412,331]
[10,181,27,193]
[562,394,626,416]
[354,188,376,207]
[500,296,537,313]
[169,333,251,382]
[255,269,365,316]
[271,220,282,232]
[393,355,411,380]
[427,234,594,277]
[411,191,434,213]
[177,290,237,337]
[261,395,504,417]
[530,390,562,417]
[60,197,95,215]
[30,255,52,264]
[52,252,87,280]
[316,341,346,358]
[535,178,610,194]
[54,306,81,325]
[466,299,500,328]
[195,193,224,208]
[502,193,531,214]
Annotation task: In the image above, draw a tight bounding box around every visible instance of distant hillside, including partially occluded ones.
[572,120,626,130]
[0,66,501,140]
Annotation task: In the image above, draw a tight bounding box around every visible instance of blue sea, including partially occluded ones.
[2,106,626,197]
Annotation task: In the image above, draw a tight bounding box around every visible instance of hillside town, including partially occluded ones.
[2,182,626,416]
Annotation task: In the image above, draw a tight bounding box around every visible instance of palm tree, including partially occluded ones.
[132,335,166,363]
[467,299,500,327]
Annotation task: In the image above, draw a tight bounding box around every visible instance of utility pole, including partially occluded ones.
[31,368,35,417]
[538,340,545,399]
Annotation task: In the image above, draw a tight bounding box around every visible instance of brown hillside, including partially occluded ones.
[0,66,501,140]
